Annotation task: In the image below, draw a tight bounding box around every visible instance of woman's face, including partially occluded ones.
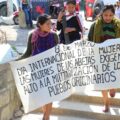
[102,10,114,23]
[66,4,76,13]
[39,19,52,32]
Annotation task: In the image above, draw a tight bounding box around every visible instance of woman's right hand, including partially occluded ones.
[57,11,65,22]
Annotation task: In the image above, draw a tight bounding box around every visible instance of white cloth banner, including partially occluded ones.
[10,39,120,113]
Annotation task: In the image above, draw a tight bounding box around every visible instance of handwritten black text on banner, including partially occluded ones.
[10,39,120,113]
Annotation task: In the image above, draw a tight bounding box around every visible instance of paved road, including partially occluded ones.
[0,25,32,46]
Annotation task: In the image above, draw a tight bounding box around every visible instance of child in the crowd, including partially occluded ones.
[88,5,120,112]
[57,0,83,44]
[19,14,59,120]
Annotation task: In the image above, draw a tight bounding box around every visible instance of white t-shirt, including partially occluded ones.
[115,7,120,19]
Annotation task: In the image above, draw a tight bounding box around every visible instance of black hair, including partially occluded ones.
[102,5,115,14]
[36,14,51,27]
[66,0,76,5]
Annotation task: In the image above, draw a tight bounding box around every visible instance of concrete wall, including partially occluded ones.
[0,63,21,120]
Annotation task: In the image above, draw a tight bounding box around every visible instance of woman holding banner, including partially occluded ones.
[88,5,120,112]
[19,14,59,120]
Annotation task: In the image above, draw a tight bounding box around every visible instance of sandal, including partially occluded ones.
[109,89,116,98]
[103,107,109,112]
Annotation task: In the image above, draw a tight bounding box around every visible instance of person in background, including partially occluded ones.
[115,1,120,19]
[92,0,104,20]
[76,0,80,13]
[49,1,60,18]
[57,0,83,44]
[17,0,33,28]
[88,5,120,112]
[18,14,59,120]
[93,3,102,20]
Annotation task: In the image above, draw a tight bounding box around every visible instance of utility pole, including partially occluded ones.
[7,0,14,16]
[59,0,70,44]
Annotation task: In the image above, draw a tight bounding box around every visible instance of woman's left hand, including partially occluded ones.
[65,27,76,33]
